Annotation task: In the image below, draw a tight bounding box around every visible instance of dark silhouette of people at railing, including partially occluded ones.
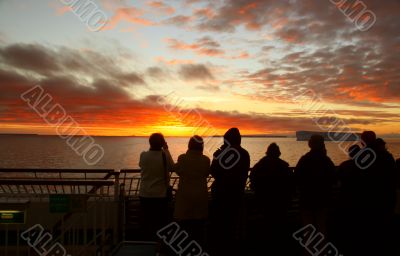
[397,158,400,189]
[173,135,210,248]
[356,132,397,255]
[294,134,335,236]
[249,143,294,254]
[209,128,250,256]
[335,144,364,255]
[139,133,174,241]
[334,132,397,256]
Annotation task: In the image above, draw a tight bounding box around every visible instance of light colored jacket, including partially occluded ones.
[139,149,174,198]
[174,150,210,220]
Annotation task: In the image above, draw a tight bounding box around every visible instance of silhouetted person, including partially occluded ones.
[375,137,387,152]
[338,145,362,211]
[295,135,335,236]
[174,136,210,247]
[397,158,400,189]
[359,132,397,255]
[210,128,250,256]
[336,144,365,255]
[361,134,396,217]
[139,133,174,241]
[249,143,294,253]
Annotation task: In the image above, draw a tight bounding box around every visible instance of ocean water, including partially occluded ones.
[0,135,399,170]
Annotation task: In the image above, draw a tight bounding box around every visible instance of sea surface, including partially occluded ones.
[0,135,399,170]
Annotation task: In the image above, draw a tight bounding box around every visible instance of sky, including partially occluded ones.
[0,0,399,136]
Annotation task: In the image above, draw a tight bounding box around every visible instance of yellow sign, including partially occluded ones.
[0,211,25,224]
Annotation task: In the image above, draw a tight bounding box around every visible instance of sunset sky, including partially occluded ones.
[0,0,399,136]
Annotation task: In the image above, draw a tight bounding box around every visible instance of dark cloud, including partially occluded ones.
[0,43,146,88]
[178,64,214,81]
[146,66,169,81]
[0,44,60,75]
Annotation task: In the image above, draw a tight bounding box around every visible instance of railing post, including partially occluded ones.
[114,170,120,202]
[113,169,121,247]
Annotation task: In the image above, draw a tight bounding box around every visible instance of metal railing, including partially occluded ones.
[0,169,121,256]
[0,167,300,256]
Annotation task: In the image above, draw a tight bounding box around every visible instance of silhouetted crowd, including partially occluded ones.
[138,128,400,256]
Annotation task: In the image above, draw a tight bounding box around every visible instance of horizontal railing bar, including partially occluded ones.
[0,179,115,186]
[0,168,114,173]
[2,177,115,180]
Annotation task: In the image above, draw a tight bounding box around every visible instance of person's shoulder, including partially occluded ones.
[277,158,289,167]
[213,148,223,158]
[200,155,211,166]
[325,155,335,164]
[239,146,250,157]
[298,153,310,162]
[339,159,352,168]
[177,153,186,161]
[140,151,149,158]
[201,154,211,162]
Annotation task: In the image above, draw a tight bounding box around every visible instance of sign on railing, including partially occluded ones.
[0,210,25,224]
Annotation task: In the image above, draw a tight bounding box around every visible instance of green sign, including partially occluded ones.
[49,195,87,213]
[0,211,25,224]
[49,195,70,213]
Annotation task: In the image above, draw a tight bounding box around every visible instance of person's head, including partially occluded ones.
[361,131,376,147]
[375,138,386,151]
[308,134,325,151]
[149,133,165,150]
[224,128,241,146]
[348,144,361,159]
[188,135,204,152]
[266,143,281,158]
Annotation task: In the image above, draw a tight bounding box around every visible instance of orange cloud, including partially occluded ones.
[166,38,225,57]
[101,7,156,31]
[147,1,176,15]
[156,57,194,65]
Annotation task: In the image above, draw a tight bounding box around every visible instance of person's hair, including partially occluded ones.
[188,135,204,152]
[308,134,325,150]
[149,133,165,150]
[361,131,376,146]
[224,128,241,146]
[266,143,281,158]
[348,144,361,159]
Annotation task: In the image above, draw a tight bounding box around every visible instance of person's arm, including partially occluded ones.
[210,149,222,179]
[396,159,400,189]
[241,151,251,190]
[163,147,174,173]
[294,156,306,189]
[139,152,145,169]
[174,155,183,176]
[204,157,211,178]
[250,161,260,192]
[328,158,338,187]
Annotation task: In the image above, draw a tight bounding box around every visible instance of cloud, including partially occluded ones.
[0,43,147,88]
[147,1,175,15]
[101,7,156,31]
[163,15,193,26]
[156,57,194,66]
[178,64,215,81]
[242,38,400,106]
[166,37,225,57]
[166,37,250,59]
[0,44,61,75]
[146,66,170,81]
